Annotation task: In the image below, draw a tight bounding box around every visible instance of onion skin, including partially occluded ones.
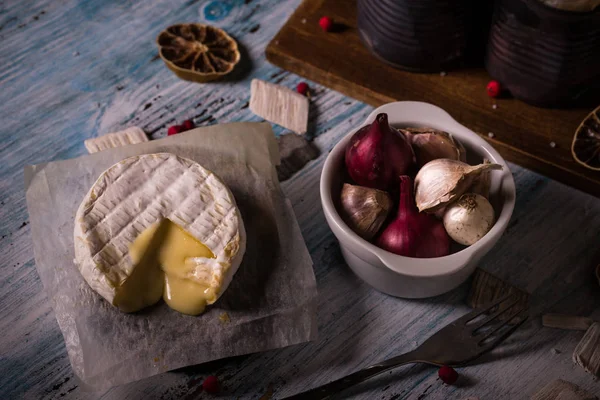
[339,183,393,240]
[345,113,414,191]
[414,159,502,213]
[376,176,450,258]
[401,127,466,167]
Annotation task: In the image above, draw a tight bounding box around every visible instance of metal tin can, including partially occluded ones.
[486,0,600,107]
[357,0,471,72]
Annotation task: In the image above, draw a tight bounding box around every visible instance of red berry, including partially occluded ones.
[486,80,501,98]
[181,119,195,131]
[319,16,333,32]
[202,375,220,394]
[296,82,309,96]
[438,366,459,385]
[167,125,183,136]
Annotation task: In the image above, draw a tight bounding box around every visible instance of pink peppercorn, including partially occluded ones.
[181,119,195,131]
[486,80,501,98]
[296,82,309,96]
[167,125,183,136]
[319,16,333,32]
[202,375,220,393]
[438,365,459,385]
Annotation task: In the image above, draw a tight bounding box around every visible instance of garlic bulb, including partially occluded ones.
[401,127,466,167]
[414,159,502,213]
[340,183,393,240]
[443,193,495,246]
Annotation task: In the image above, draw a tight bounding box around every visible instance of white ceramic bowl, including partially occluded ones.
[320,101,516,298]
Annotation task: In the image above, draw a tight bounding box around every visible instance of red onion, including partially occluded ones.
[376,176,450,258]
[345,113,414,190]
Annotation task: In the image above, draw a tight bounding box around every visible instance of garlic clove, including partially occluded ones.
[414,159,502,213]
[401,127,466,167]
[443,193,495,246]
[340,183,393,240]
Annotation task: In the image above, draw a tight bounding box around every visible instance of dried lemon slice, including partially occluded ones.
[572,105,600,171]
[157,23,240,83]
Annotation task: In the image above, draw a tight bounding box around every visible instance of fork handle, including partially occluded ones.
[281,351,419,400]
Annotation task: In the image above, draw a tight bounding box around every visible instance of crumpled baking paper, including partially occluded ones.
[24,122,318,391]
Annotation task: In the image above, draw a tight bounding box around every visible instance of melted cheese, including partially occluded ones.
[117,219,216,315]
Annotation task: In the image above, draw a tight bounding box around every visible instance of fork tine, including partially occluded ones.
[479,313,529,354]
[478,308,528,343]
[470,297,522,331]
[455,293,514,325]
[477,306,528,342]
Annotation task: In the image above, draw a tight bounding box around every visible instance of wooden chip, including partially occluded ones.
[276,133,319,181]
[84,126,148,153]
[467,268,529,320]
[218,312,231,324]
[573,322,600,377]
[250,79,309,135]
[542,314,594,331]
[531,379,597,400]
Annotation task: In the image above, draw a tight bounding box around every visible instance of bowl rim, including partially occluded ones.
[320,101,516,278]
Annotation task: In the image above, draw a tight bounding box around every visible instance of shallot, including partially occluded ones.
[443,193,495,246]
[376,176,450,258]
[345,113,414,191]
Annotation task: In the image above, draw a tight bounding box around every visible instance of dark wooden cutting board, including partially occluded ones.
[266,0,600,197]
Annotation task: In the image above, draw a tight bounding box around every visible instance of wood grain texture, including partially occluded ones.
[265,0,600,198]
[531,379,597,400]
[1,0,600,399]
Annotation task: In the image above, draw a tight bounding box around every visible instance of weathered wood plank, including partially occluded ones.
[1,0,600,399]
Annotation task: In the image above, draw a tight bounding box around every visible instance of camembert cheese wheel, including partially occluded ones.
[73,153,246,315]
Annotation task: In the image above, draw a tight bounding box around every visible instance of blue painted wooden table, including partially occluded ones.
[1,0,600,399]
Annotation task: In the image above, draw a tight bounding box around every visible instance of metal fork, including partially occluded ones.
[282,294,528,400]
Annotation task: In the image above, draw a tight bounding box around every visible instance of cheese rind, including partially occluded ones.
[74,153,246,314]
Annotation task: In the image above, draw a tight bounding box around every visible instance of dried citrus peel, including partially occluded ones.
[157,23,240,83]
[571,105,600,171]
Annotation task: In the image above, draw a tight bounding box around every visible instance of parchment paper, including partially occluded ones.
[24,122,318,390]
